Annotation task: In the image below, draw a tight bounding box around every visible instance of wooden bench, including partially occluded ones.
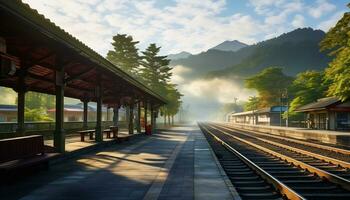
[0,135,59,176]
[103,126,119,139]
[77,129,95,142]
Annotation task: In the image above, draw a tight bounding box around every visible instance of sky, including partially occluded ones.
[23,0,348,56]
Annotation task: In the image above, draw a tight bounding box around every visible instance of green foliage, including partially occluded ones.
[24,108,53,122]
[140,43,172,90]
[106,34,140,75]
[245,67,293,108]
[320,11,350,55]
[244,96,260,111]
[106,35,182,119]
[286,70,329,119]
[25,92,54,110]
[161,84,182,116]
[320,8,350,101]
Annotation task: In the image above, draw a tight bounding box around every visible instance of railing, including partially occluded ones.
[0,121,127,133]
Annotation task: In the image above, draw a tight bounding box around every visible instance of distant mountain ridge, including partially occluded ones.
[210,40,248,52]
[209,28,331,77]
[167,51,192,60]
[170,28,331,79]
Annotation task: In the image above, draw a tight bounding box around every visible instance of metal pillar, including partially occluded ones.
[54,68,65,153]
[83,100,88,129]
[95,82,103,142]
[128,103,134,135]
[16,70,26,135]
[136,101,141,133]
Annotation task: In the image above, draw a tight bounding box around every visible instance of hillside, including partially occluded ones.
[208,28,331,77]
[170,47,254,78]
[170,28,331,79]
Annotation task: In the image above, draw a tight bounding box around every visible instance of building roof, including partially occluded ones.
[47,104,108,112]
[295,97,340,112]
[0,104,17,111]
[231,106,287,116]
[0,1,167,104]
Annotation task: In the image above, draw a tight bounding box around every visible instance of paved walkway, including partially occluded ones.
[1,126,235,200]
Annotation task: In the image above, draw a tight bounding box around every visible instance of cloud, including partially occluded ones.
[22,0,318,56]
[22,0,345,57]
[171,65,192,84]
[181,78,253,103]
[292,14,305,27]
[248,0,286,15]
[308,0,336,19]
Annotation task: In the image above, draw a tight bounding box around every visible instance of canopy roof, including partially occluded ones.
[0,1,166,106]
[295,97,340,112]
[231,106,287,116]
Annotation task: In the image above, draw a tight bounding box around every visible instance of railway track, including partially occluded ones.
[210,123,350,179]
[199,122,350,200]
[221,123,350,162]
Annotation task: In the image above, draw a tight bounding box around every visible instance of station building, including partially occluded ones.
[0,104,17,122]
[227,106,287,126]
[295,97,350,131]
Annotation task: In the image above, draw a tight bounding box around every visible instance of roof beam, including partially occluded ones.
[65,67,95,84]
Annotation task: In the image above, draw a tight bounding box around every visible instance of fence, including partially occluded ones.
[0,121,128,133]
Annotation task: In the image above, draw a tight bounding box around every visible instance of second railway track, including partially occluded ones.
[199,122,350,200]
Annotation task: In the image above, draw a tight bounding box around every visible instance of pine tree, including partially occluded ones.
[106,34,140,76]
[140,43,172,90]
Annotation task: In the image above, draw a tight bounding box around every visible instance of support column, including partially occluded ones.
[144,101,148,128]
[113,105,119,126]
[106,107,109,121]
[150,104,154,134]
[83,100,88,129]
[128,103,134,135]
[16,69,26,135]
[136,101,141,133]
[54,68,65,153]
[95,81,103,142]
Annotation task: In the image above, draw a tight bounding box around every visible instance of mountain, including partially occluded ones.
[210,40,248,52]
[170,28,331,80]
[167,51,192,60]
[208,28,331,78]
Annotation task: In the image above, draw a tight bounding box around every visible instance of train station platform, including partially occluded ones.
[226,123,350,147]
[1,126,237,200]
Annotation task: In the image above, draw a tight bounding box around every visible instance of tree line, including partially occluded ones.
[106,34,182,125]
[242,5,350,122]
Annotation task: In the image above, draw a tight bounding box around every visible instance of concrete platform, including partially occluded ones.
[0,126,237,200]
[226,123,350,147]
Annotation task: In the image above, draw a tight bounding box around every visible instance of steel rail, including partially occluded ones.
[206,123,350,191]
[223,123,350,155]
[214,123,350,169]
[199,123,305,200]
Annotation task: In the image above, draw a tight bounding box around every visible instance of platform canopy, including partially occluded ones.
[0,1,167,106]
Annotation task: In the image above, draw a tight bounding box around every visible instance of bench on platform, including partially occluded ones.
[108,126,119,139]
[77,129,95,142]
[0,135,59,175]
